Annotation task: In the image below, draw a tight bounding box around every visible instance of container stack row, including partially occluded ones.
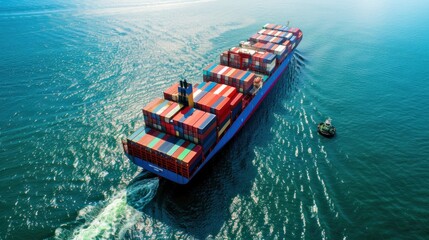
[193,89,231,123]
[262,24,303,45]
[172,107,217,154]
[219,47,253,70]
[163,81,241,131]
[127,127,203,178]
[263,23,291,32]
[195,82,238,101]
[220,47,277,75]
[257,29,294,39]
[254,31,294,52]
[142,97,218,150]
[192,82,239,138]
[230,93,243,121]
[249,51,277,75]
[164,82,202,104]
[249,33,285,45]
[129,81,244,178]
[142,98,182,135]
[240,41,289,63]
[203,63,256,94]
[163,83,180,102]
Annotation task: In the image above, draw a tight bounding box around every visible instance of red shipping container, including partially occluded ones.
[198,92,216,110]
[212,84,227,95]
[211,65,223,75]
[172,107,194,127]
[159,102,178,122]
[230,93,243,109]
[206,94,222,111]
[224,68,237,83]
[215,97,231,114]
[220,86,237,100]
[209,84,222,94]
[163,83,179,101]
[222,68,235,81]
[183,110,204,133]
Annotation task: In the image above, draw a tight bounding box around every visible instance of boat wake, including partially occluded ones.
[54,171,159,240]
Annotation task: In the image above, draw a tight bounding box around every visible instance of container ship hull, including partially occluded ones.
[124,24,302,184]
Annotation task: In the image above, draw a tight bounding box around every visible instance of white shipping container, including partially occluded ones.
[217,66,229,78]
[214,84,227,95]
[267,61,276,71]
[274,45,286,54]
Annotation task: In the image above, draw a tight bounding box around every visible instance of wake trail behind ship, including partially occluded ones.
[54,171,159,240]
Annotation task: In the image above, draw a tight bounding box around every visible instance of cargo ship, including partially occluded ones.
[123,23,303,184]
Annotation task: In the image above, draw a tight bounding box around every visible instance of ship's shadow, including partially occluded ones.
[125,57,302,239]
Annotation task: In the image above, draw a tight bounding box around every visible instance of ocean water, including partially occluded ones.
[1,0,429,239]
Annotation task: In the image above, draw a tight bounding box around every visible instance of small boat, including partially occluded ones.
[318,118,336,138]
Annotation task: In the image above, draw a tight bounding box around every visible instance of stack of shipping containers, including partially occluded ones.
[142,98,181,135]
[127,127,203,178]
[203,63,256,94]
[172,107,217,154]
[219,47,253,70]
[262,24,303,49]
[250,52,277,75]
[241,41,289,63]
[126,23,302,180]
[220,47,277,75]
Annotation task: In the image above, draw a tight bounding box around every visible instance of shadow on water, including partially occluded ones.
[125,55,304,239]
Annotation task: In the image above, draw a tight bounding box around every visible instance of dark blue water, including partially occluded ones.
[1,0,429,239]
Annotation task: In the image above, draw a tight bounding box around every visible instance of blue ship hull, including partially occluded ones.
[127,49,297,184]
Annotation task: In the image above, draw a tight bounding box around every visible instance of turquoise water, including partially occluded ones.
[1,0,429,239]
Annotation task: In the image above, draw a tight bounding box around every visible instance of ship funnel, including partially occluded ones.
[177,79,194,107]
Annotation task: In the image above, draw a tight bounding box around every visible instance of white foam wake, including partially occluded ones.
[55,172,159,239]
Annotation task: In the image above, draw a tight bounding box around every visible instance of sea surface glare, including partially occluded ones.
[1,0,429,239]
